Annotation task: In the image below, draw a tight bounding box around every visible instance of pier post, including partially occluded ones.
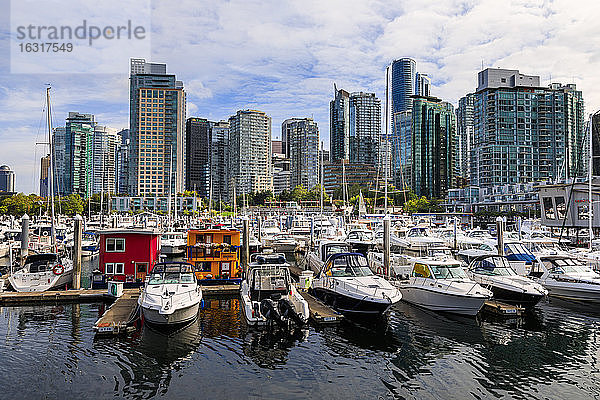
[257,216,262,244]
[242,217,250,274]
[310,216,315,250]
[20,214,29,266]
[73,215,83,290]
[383,216,390,277]
[496,216,504,256]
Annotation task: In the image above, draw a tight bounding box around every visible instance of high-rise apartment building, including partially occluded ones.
[0,165,15,193]
[412,96,457,198]
[456,93,475,182]
[116,129,130,194]
[185,118,211,197]
[416,72,431,97]
[52,126,67,195]
[283,118,319,190]
[391,58,416,114]
[330,87,380,166]
[228,110,272,196]
[470,68,586,187]
[91,126,118,194]
[391,110,412,190]
[128,58,186,196]
[40,154,50,197]
[65,112,95,197]
[210,121,230,203]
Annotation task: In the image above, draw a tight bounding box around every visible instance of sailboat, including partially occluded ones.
[9,87,73,292]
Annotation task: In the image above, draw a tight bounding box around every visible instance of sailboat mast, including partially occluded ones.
[46,87,56,250]
[384,65,389,215]
[320,141,324,215]
[589,114,594,250]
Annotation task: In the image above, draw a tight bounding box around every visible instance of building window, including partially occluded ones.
[196,261,211,272]
[106,238,126,252]
[543,197,555,220]
[555,196,566,220]
[223,235,231,245]
[105,263,114,274]
[578,205,589,220]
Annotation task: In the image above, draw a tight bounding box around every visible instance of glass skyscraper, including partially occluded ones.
[282,118,320,190]
[391,58,416,114]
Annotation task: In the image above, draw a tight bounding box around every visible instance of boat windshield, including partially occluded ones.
[505,243,532,256]
[430,264,468,279]
[323,244,351,260]
[547,258,596,275]
[327,255,373,277]
[472,257,517,276]
[408,228,429,237]
[148,263,196,285]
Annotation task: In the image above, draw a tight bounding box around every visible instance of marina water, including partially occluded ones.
[0,259,599,399]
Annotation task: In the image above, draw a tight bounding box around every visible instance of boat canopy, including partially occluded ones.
[323,253,373,277]
[469,255,517,276]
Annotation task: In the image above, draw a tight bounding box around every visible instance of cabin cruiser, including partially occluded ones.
[81,232,100,257]
[240,253,309,327]
[138,262,202,326]
[8,253,73,292]
[530,255,600,302]
[402,226,448,256]
[373,229,409,253]
[310,252,402,315]
[305,240,352,274]
[392,257,492,316]
[270,233,300,254]
[344,229,376,256]
[467,255,547,308]
[160,231,187,255]
[290,217,311,236]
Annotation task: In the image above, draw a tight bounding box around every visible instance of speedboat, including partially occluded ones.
[270,233,299,254]
[467,255,547,308]
[530,255,600,302]
[345,229,376,256]
[305,240,351,274]
[240,253,309,327]
[310,252,402,315]
[393,257,492,316]
[8,253,73,292]
[138,262,202,326]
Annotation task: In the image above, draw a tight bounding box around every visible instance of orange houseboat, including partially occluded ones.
[186,229,242,284]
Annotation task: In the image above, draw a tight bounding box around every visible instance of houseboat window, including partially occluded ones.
[106,238,125,252]
[115,263,124,274]
[196,261,211,272]
[105,263,114,274]
[221,262,230,272]
[555,196,566,219]
[223,235,231,245]
[578,204,589,220]
[195,234,204,244]
[136,263,147,273]
[543,197,555,220]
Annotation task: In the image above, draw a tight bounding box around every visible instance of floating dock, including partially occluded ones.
[94,289,141,336]
[482,300,524,317]
[299,290,343,325]
[0,288,109,306]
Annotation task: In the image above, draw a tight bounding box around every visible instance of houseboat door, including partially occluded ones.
[136,263,148,282]
[220,262,230,279]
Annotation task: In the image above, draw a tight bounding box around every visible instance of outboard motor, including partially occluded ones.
[278,298,305,327]
[260,298,284,327]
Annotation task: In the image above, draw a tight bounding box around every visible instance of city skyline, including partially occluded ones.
[1,0,600,193]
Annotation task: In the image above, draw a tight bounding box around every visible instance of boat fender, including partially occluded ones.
[53,264,64,275]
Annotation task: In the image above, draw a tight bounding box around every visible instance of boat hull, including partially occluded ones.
[8,270,73,292]
[398,286,486,316]
[489,285,544,308]
[311,287,392,315]
[142,302,200,326]
[544,282,600,303]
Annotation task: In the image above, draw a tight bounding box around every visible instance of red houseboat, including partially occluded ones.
[92,229,161,289]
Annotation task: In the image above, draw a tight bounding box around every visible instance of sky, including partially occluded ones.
[1,0,599,193]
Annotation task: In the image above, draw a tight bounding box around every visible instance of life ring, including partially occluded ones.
[53,264,64,275]
[43,231,49,237]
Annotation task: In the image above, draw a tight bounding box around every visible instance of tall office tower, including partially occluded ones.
[228,110,273,196]
[185,117,211,197]
[0,165,15,193]
[416,72,432,97]
[52,126,67,195]
[456,93,475,182]
[91,126,118,195]
[330,86,350,163]
[593,114,600,176]
[412,96,457,198]
[283,118,319,190]
[349,92,381,165]
[391,110,412,190]
[116,129,130,194]
[210,121,230,203]
[65,112,95,197]
[40,155,50,197]
[129,58,186,196]
[391,58,416,114]
[471,68,586,187]
[271,140,284,157]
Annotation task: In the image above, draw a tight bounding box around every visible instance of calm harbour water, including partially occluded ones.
[1,257,599,399]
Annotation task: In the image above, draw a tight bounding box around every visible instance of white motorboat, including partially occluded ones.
[160,231,187,255]
[310,252,402,315]
[530,255,600,302]
[139,262,202,326]
[392,257,492,316]
[305,240,352,274]
[241,253,309,327]
[467,255,547,308]
[270,233,299,254]
[8,253,73,292]
[403,226,449,257]
[345,229,376,256]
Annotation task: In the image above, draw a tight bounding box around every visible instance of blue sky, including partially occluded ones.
[1,0,599,193]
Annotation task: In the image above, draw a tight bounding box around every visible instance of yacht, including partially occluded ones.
[240,253,309,327]
[8,253,73,292]
[345,229,376,256]
[310,252,402,315]
[270,233,300,254]
[160,231,187,255]
[467,255,547,308]
[305,240,351,274]
[530,255,600,302]
[138,262,202,326]
[403,226,449,256]
[392,257,492,316]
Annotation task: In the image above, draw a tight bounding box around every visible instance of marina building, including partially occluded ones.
[228,110,273,196]
[128,58,186,196]
[323,161,378,195]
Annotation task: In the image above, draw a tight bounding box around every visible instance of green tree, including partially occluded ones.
[60,194,84,216]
